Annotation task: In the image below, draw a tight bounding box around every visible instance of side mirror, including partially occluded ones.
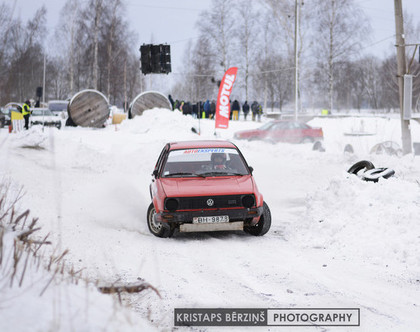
[249,166,254,174]
[152,170,158,178]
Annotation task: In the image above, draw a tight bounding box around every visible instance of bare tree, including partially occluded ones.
[0,2,17,104]
[234,0,260,101]
[312,0,370,112]
[198,0,235,74]
[3,6,47,103]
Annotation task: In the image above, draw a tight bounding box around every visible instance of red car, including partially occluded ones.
[234,120,323,143]
[148,140,271,238]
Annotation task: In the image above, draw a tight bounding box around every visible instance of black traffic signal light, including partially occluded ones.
[139,44,171,75]
[161,44,171,74]
[151,45,161,73]
[140,44,152,74]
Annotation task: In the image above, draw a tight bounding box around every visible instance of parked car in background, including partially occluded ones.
[148,140,271,238]
[234,120,323,144]
[48,100,69,117]
[30,108,62,129]
[1,105,17,128]
[0,108,6,128]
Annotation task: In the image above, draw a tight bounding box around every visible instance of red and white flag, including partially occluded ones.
[215,67,238,129]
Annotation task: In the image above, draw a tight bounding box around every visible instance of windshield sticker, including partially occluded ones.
[183,148,226,154]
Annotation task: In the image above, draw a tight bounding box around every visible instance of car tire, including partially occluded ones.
[244,201,271,236]
[344,144,354,153]
[147,203,174,238]
[347,160,375,175]
[312,141,325,152]
[362,167,395,182]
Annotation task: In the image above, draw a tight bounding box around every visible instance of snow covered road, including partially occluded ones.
[1,110,420,331]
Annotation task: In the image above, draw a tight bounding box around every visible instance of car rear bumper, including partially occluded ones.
[154,206,263,228]
[31,121,61,129]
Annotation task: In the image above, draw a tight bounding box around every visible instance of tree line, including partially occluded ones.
[0,0,142,107]
[172,0,420,112]
[1,0,420,112]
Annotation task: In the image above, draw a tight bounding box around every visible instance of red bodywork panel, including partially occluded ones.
[235,121,323,143]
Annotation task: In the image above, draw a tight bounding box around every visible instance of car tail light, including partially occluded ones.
[165,198,179,211]
[242,195,255,208]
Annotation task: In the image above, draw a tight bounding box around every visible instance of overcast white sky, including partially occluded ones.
[12,0,420,73]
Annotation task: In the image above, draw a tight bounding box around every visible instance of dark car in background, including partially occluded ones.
[234,120,323,144]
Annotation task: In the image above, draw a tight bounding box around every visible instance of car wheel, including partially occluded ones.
[147,203,173,238]
[344,144,354,154]
[312,141,325,152]
[244,201,271,236]
[347,160,375,175]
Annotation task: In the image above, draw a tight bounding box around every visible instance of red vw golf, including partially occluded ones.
[148,140,271,238]
[234,120,323,143]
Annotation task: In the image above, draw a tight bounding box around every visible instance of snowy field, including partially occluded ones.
[1,109,420,331]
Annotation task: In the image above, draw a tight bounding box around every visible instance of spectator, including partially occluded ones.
[203,99,210,118]
[242,101,250,120]
[168,95,174,110]
[257,103,263,122]
[231,100,240,120]
[210,100,216,119]
[183,101,192,115]
[251,101,258,121]
[22,100,32,130]
[192,103,198,118]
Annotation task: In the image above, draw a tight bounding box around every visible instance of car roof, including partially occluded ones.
[168,140,237,150]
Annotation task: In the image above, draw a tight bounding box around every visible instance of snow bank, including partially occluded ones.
[0,182,156,332]
[298,172,420,276]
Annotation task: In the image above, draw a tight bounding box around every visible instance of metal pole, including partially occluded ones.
[124,59,127,112]
[394,0,412,154]
[294,0,299,121]
[42,54,46,106]
[42,54,46,131]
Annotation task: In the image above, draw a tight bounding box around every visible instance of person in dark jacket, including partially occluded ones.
[183,101,192,115]
[168,95,174,110]
[210,100,216,119]
[242,101,250,120]
[203,100,210,118]
[231,100,240,120]
[251,101,259,121]
[192,103,198,118]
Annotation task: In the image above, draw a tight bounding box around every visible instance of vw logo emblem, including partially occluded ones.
[206,199,214,206]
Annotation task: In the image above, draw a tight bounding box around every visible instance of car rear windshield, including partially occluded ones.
[162,148,249,177]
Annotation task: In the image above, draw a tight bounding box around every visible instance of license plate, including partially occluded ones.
[193,215,229,223]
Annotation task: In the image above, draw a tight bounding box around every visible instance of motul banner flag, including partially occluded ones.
[215,67,238,129]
